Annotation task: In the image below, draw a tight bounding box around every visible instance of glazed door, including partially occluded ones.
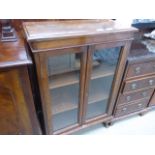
[84,42,131,122]
[37,47,87,134]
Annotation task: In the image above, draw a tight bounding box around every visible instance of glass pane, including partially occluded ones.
[86,46,122,120]
[47,53,81,131]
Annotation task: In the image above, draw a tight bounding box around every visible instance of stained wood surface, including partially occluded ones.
[0,20,41,134]
[23,20,137,41]
[0,68,41,134]
[115,98,149,117]
[23,20,138,52]
[0,31,32,69]
[23,20,137,134]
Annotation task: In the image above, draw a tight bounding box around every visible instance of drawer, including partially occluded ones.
[115,98,149,117]
[127,61,155,79]
[123,76,155,94]
[118,88,154,105]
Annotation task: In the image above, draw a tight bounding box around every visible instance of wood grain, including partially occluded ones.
[24,20,137,134]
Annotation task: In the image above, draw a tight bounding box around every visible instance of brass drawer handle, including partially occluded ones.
[149,79,154,86]
[131,83,137,90]
[138,103,143,107]
[135,67,141,74]
[122,107,127,111]
[126,96,131,102]
[142,91,147,97]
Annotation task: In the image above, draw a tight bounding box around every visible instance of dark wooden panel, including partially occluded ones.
[0,68,41,134]
[0,86,19,134]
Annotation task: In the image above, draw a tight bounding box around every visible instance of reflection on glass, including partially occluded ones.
[86,47,122,120]
[47,53,81,131]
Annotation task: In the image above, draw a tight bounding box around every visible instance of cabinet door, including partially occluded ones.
[36,47,87,134]
[84,43,131,122]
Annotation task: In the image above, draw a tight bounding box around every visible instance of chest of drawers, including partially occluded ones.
[112,45,155,123]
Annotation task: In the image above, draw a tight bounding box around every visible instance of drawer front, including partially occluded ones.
[118,88,154,105]
[123,76,155,94]
[115,98,149,117]
[127,61,155,79]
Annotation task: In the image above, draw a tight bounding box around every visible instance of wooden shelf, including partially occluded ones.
[88,90,108,104]
[52,93,108,115]
[49,71,79,89]
[91,62,115,80]
[52,94,109,115]
[52,84,109,115]
[49,62,115,89]
[88,76,111,104]
[51,85,78,115]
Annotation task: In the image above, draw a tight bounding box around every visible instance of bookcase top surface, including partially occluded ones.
[23,20,137,41]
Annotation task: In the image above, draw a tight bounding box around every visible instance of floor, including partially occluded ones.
[74,110,155,135]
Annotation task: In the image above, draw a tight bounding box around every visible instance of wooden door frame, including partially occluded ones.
[34,46,87,134]
[83,40,132,124]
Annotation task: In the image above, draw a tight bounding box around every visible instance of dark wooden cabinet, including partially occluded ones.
[113,41,155,123]
[0,30,41,134]
[109,21,155,125]
[23,20,137,134]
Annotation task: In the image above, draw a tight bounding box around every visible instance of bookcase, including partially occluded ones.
[23,20,137,134]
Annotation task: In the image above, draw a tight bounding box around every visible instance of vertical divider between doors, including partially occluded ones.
[79,47,87,125]
[81,45,94,124]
